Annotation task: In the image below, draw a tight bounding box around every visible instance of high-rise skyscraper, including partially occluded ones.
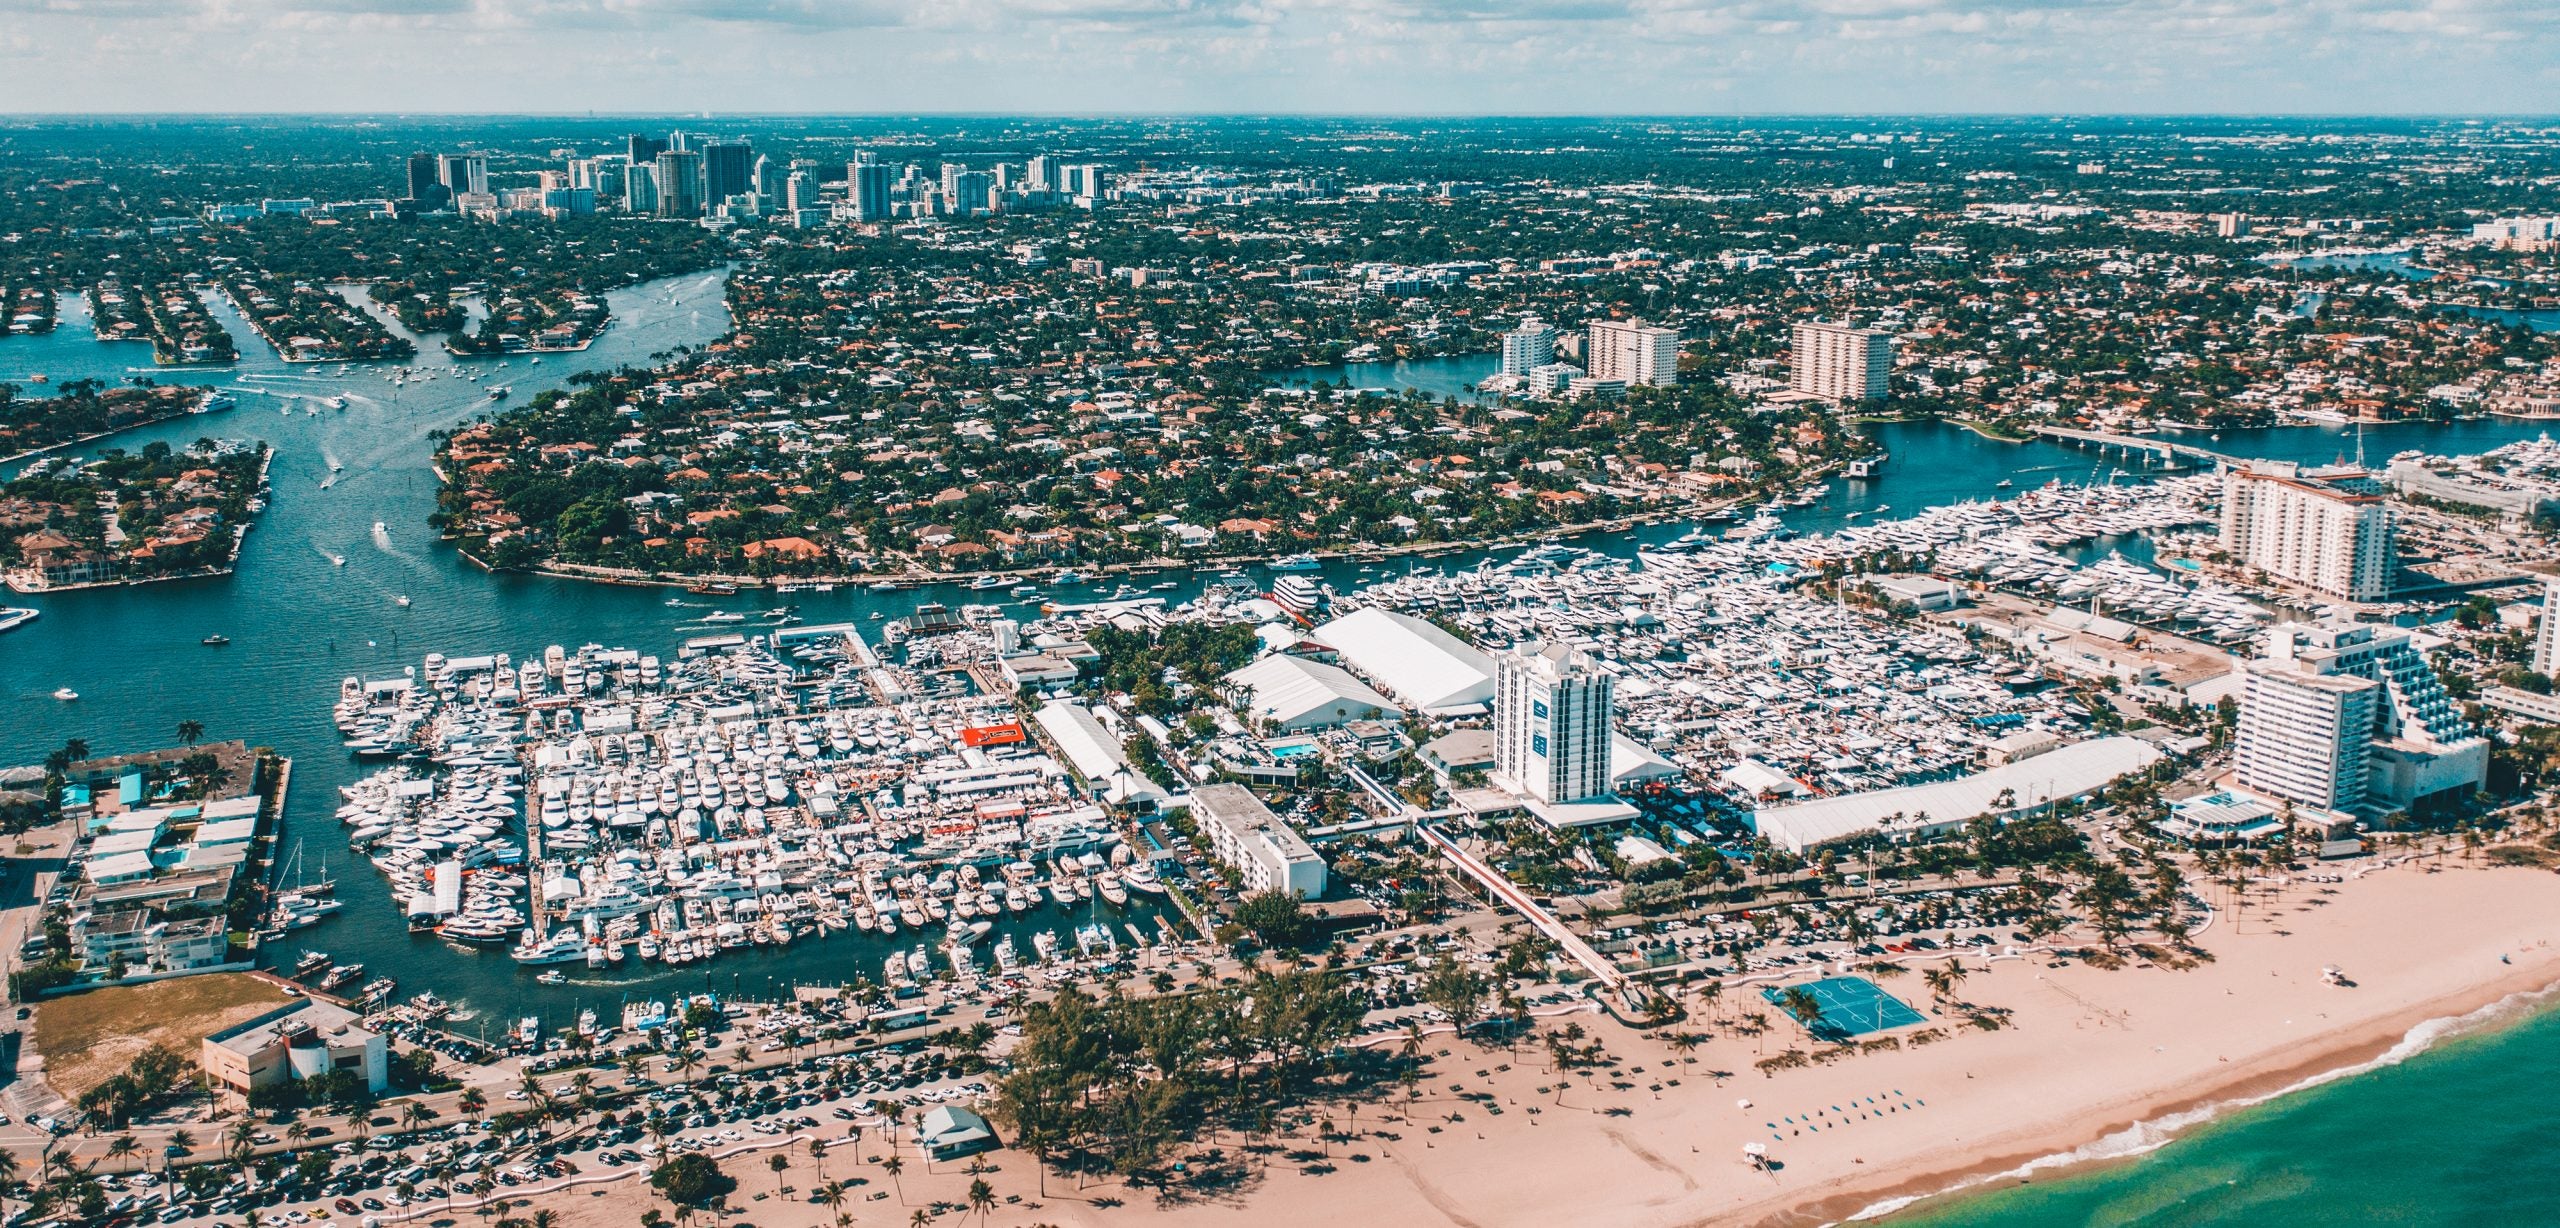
[653,150,704,219]
[753,155,784,202]
[946,171,993,215]
[1587,319,1680,387]
[627,134,669,167]
[1025,155,1055,193]
[436,154,487,198]
[848,160,893,221]
[703,140,754,203]
[1789,320,1895,401]
[404,152,444,206]
[2220,463,2396,602]
[784,170,818,212]
[1495,640,1616,805]
[1500,316,1556,377]
[2235,622,2486,813]
[625,163,659,216]
[1061,163,1108,199]
[2535,574,2560,678]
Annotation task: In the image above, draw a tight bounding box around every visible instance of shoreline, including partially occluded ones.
[1788,959,2560,1225]
[449,495,1752,592]
[882,860,2560,1228]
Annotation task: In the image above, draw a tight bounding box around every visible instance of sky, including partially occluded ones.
[0,0,2555,115]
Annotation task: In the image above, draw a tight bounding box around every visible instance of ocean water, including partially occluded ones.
[1888,992,2560,1226]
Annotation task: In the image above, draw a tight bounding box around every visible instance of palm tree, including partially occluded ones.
[909,1211,929,1228]
[106,1135,140,1174]
[968,1176,996,1225]
[62,738,88,764]
[176,720,204,746]
[224,1118,258,1165]
[880,1153,904,1204]
[806,1137,828,1185]
[1694,979,1725,1026]
[402,1098,434,1134]
[819,1180,848,1226]
[1776,987,1826,1040]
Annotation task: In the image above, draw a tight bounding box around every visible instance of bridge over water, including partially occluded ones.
[2027,425,2240,470]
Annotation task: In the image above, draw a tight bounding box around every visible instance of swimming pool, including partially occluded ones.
[1267,741,1321,761]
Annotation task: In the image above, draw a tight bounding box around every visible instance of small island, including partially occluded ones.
[3,437,271,592]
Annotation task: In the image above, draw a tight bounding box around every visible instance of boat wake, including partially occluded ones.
[1840,977,2560,1223]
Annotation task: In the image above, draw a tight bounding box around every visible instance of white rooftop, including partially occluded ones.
[1226,654,1402,728]
[1752,736,2165,853]
[1312,607,1495,712]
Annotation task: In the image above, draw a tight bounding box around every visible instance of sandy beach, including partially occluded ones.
[504,858,2560,1228]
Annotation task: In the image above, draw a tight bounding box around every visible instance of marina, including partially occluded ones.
[323,622,1175,1010]
[5,261,2555,1028]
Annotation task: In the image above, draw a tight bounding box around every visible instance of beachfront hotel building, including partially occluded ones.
[2234,622,2488,815]
[2219,462,2397,602]
[1189,783,1327,899]
[1789,320,1896,402]
[1586,319,1680,387]
[1495,640,1617,806]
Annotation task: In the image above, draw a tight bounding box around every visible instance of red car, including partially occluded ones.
[335,1199,361,1216]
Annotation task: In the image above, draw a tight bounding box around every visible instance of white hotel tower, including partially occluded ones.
[2537,573,2560,679]
[1495,640,1616,805]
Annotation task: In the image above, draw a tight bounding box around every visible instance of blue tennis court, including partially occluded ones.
[1762,976,1927,1040]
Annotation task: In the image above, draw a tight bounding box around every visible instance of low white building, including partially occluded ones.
[1189,783,1327,899]
[1032,700,1168,808]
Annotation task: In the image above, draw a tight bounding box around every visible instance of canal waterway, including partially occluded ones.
[0,270,1177,1033]
[2,285,2551,1028]
[1271,351,1500,402]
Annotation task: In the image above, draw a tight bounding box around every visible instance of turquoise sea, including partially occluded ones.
[1890,987,2560,1226]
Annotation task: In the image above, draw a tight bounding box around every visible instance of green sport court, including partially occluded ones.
[1762,975,1927,1040]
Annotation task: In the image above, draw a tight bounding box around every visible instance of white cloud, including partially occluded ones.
[0,0,2550,110]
